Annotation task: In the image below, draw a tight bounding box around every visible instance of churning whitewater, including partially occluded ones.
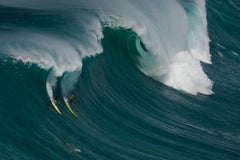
[0,0,240,160]
[0,0,212,96]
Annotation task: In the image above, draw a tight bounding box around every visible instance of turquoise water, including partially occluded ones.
[0,0,240,159]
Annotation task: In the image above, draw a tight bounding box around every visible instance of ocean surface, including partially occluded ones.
[0,0,240,159]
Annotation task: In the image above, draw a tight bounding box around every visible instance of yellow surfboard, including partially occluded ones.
[64,98,77,117]
[50,98,62,115]
[9,55,16,59]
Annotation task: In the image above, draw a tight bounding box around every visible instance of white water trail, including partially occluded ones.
[46,72,57,99]
[46,80,55,100]
[61,69,82,100]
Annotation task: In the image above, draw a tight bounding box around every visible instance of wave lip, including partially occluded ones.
[130,0,213,95]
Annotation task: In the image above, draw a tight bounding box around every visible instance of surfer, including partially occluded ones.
[68,95,75,103]
[53,96,58,103]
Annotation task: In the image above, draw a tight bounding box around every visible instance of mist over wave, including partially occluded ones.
[0,0,213,96]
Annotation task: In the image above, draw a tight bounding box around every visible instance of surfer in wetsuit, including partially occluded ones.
[53,96,58,103]
[68,95,75,103]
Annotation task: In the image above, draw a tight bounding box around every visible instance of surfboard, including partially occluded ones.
[50,98,62,115]
[9,55,16,59]
[64,98,77,117]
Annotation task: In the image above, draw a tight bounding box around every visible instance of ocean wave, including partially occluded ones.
[0,0,212,96]
[1,0,240,159]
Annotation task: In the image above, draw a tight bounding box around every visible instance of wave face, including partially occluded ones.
[0,0,240,160]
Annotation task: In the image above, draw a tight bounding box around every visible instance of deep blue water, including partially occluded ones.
[0,0,240,159]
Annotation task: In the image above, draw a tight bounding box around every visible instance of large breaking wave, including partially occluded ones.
[0,0,213,97]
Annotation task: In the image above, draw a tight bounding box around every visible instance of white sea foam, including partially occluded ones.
[165,51,213,95]
[0,0,213,95]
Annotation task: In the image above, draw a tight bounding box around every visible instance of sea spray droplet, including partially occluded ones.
[74,148,82,153]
